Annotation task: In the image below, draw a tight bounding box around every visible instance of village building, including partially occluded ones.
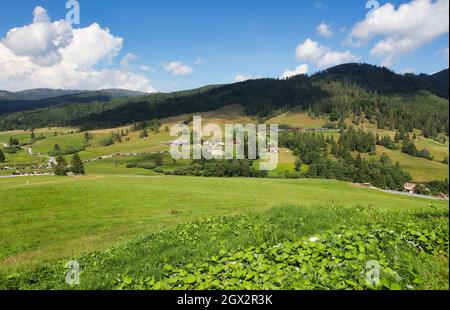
[403,182,416,193]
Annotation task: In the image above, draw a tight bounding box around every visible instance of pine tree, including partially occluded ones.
[0,149,5,162]
[84,131,92,140]
[30,131,35,140]
[54,155,68,176]
[295,158,302,172]
[139,129,148,138]
[70,153,85,175]
[9,137,19,146]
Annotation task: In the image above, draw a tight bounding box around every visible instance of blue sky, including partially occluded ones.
[0,0,448,92]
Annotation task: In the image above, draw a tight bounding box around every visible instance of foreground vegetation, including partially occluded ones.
[1,205,447,290]
[1,175,447,273]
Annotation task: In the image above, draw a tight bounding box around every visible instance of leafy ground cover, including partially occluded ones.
[1,205,447,290]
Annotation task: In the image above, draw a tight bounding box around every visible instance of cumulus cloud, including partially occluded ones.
[281,64,309,79]
[120,53,137,72]
[295,38,359,68]
[349,0,449,67]
[33,6,50,23]
[164,61,193,75]
[316,22,333,37]
[0,6,154,92]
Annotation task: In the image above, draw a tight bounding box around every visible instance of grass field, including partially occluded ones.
[266,112,327,128]
[1,200,448,290]
[364,145,449,182]
[415,137,449,162]
[0,174,447,274]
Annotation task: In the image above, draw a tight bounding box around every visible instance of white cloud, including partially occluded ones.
[164,61,193,75]
[120,52,137,72]
[139,65,154,72]
[316,22,333,37]
[233,74,254,82]
[281,64,309,79]
[60,23,123,68]
[349,0,449,67]
[2,6,72,66]
[0,6,154,92]
[33,6,50,23]
[295,38,359,68]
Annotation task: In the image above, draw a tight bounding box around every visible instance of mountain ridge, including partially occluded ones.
[0,63,448,133]
[0,88,148,102]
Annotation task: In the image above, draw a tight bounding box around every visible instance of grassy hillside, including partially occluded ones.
[1,104,448,182]
[266,111,327,128]
[364,146,449,182]
[0,175,446,273]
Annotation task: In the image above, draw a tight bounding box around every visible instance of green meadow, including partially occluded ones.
[1,174,447,274]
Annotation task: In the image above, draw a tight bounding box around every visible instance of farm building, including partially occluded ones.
[404,183,416,193]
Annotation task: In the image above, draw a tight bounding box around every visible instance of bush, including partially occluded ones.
[3,145,20,154]
[137,163,156,170]
[322,122,336,129]
[99,136,115,146]
[425,180,449,195]
[126,163,138,168]
[286,171,301,179]
[418,148,433,161]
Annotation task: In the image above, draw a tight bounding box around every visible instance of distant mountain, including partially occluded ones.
[98,89,148,98]
[0,90,28,101]
[14,89,84,100]
[0,88,149,115]
[0,88,148,102]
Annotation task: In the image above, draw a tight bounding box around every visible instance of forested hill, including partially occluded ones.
[313,63,449,99]
[0,63,448,134]
[0,89,148,115]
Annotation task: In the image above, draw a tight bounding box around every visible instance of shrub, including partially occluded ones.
[3,145,20,154]
[137,163,156,170]
[99,136,115,146]
[418,148,433,161]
